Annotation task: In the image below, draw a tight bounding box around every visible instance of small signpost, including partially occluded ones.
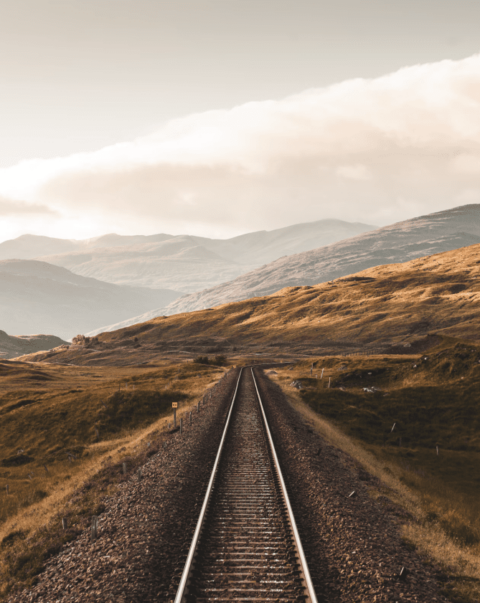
[172,402,178,429]
[91,516,98,541]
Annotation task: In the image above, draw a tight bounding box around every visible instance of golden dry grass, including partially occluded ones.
[99,242,480,348]
[0,356,227,599]
[270,339,480,602]
[16,243,480,370]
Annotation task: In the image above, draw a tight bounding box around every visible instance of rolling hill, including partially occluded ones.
[165,204,480,315]
[0,260,181,341]
[20,241,480,365]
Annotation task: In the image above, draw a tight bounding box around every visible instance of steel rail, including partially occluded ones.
[174,368,244,603]
[251,367,318,603]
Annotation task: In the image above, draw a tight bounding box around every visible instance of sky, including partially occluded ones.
[1,0,480,242]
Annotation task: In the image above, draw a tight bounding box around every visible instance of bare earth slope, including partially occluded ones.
[38,219,375,292]
[0,260,181,341]
[166,204,480,314]
[21,242,480,365]
[0,330,67,360]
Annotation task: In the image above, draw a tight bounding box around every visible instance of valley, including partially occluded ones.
[0,260,180,342]
[1,213,480,602]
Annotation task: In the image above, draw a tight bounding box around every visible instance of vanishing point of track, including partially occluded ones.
[174,368,318,602]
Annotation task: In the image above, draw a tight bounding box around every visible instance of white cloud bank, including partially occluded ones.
[1,54,480,241]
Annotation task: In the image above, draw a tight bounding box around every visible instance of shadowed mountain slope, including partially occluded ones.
[0,260,181,340]
[165,204,480,314]
[21,242,480,365]
[0,330,67,360]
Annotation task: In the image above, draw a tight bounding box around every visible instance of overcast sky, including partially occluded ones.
[1,0,480,241]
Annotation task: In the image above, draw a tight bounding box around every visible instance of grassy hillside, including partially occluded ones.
[19,242,480,367]
[270,336,480,602]
[0,357,227,599]
[108,242,480,351]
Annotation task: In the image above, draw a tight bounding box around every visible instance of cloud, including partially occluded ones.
[336,164,372,181]
[0,196,57,216]
[1,54,480,237]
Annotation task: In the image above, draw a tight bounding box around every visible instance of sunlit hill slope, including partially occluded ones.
[21,242,480,364]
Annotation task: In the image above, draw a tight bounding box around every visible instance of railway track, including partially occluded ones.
[174,367,317,602]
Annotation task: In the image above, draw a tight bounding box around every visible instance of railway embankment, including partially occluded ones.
[5,370,240,603]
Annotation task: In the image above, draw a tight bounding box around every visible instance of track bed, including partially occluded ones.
[176,368,315,602]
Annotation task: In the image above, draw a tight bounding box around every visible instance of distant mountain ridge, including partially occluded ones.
[0,220,376,293]
[163,204,480,315]
[0,330,67,360]
[0,232,173,260]
[0,260,181,340]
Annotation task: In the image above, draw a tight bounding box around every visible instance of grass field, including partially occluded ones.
[0,357,227,599]
[272,335,480,603]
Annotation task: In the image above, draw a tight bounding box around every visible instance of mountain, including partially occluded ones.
[0,233,173,261]
[20,242,480,365]
[29,219,375,292]
[0,330,68,360]
[164,204,480,315]
[42,237,245,292]
[0,260,181,340]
